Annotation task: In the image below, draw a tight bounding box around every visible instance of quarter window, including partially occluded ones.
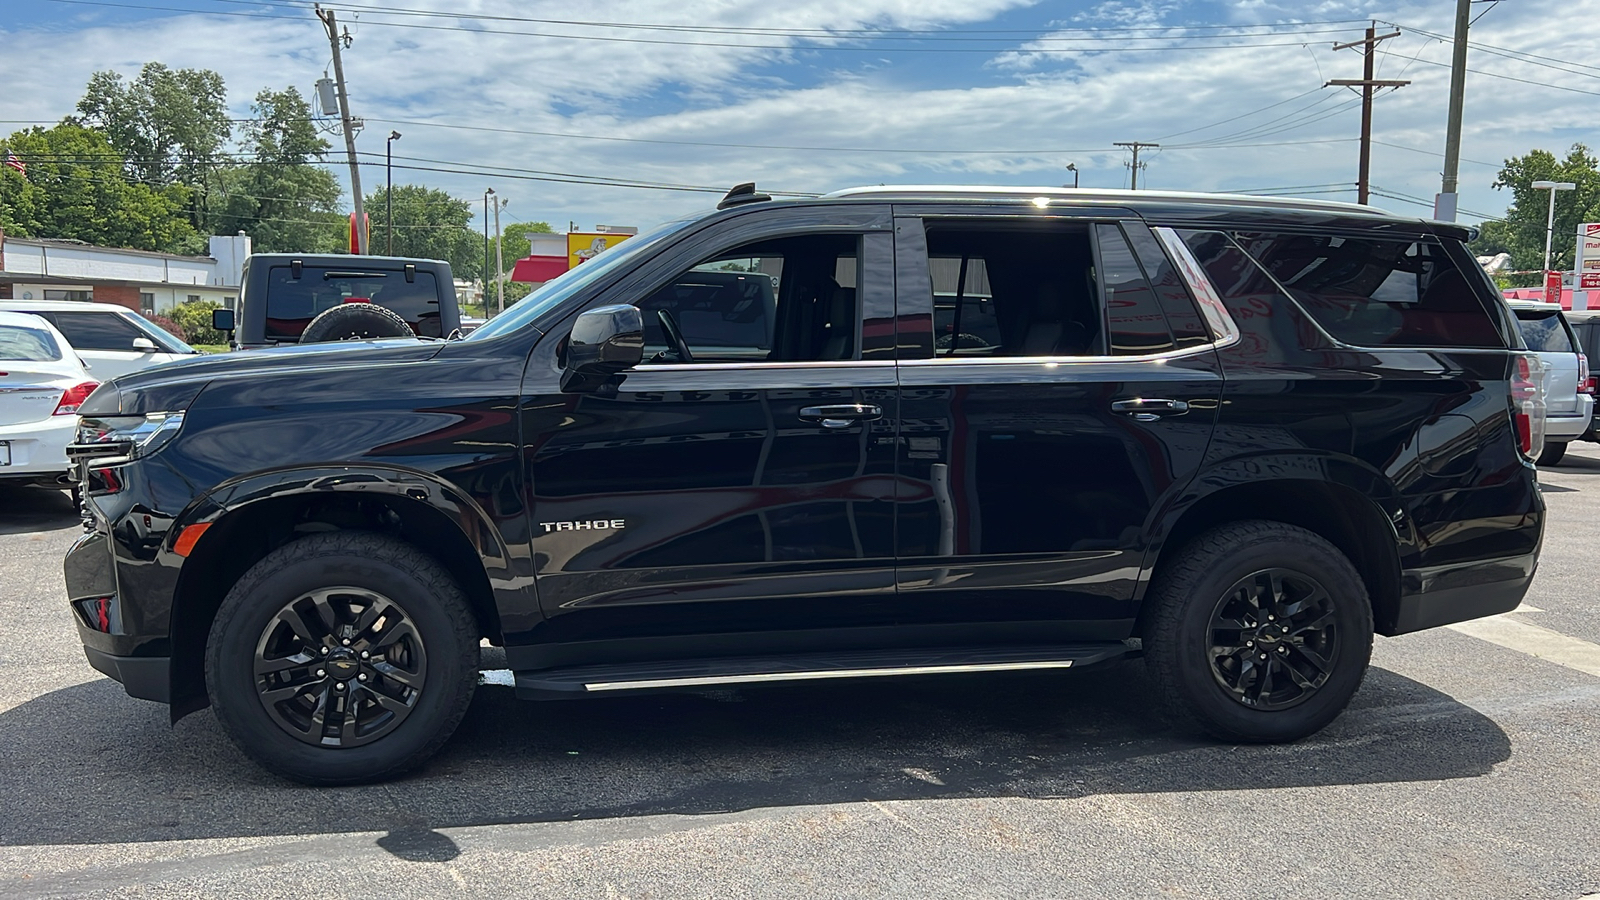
[1230,232,1503,348]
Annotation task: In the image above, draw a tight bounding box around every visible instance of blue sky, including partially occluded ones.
[2,0,1597,237]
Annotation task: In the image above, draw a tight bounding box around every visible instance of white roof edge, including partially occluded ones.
[821,184,1393,216]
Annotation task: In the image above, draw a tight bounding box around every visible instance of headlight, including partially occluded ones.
[68,411,187,464]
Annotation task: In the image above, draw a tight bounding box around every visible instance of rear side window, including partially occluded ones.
[265,267,441,341]
[1515,310,1579,353]
[0,324,62,361]
[1232,232,1502,348]
[41,311,146,351]
[1120,222,1211,349]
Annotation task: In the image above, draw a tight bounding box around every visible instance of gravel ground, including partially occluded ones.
[2,449,1599,899]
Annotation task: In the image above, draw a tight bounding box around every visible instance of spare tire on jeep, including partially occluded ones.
[299,303,414,343]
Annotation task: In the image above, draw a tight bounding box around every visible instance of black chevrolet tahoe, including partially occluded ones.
[64,185,1546,785]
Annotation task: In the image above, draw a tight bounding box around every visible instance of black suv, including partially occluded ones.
[216,253,461,348]
[64,185,1545,785]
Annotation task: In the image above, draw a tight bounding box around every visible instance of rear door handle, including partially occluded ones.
[1110,398,1189,422]
[800,403,883,429]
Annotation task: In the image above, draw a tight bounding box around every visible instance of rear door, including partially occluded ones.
[261,264,448,341]
[891,208,1223,638]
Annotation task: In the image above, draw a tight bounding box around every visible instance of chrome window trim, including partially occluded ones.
[631,359,896,373]
[1150,226,1241,349]
[897,341,1218,368]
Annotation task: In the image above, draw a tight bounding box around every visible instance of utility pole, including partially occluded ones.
[1328,25,1409,205]
[482,188,494,310]
[1437,0,1472,220]
[317,6,367,254]
[1113,142,1158,189]
[493,196,506,315]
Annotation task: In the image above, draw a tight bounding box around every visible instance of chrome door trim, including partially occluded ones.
[1151,226,1242,349]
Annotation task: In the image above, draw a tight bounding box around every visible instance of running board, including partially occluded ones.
[512,642,1136,699]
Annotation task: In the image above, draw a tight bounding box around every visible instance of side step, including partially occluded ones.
[513,642,1136,699]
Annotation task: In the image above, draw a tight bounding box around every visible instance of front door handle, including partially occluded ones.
[799,403,883,429]
[1111,398,1189,422]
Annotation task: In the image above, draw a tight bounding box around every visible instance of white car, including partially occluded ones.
[0,300,200,380]
[0,311,98,489]
[1508,300,1594,466]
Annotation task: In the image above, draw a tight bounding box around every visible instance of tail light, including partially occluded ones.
[53,381,99,416]
[1511,353,1548,461]
[1580,354,1593,394]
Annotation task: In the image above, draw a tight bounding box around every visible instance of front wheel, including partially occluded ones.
[1144,521,1373,743]
[205,532,478,785]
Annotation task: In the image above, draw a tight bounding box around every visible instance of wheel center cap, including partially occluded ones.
[1255,630,1281,645]
[326,649,360,680]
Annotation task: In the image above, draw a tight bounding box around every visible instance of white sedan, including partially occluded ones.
[0,311,98,490]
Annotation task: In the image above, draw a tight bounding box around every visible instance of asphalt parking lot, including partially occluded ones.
[2,453,1599,899]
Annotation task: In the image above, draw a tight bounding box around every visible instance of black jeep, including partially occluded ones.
[66,185,1544,784]
[214,253,462,348]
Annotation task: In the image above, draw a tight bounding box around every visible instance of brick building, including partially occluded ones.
[0,231,249,315]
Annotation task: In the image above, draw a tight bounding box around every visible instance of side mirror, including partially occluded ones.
[211,307,235,333]
[131,336,158,352]
[561,304,644,392]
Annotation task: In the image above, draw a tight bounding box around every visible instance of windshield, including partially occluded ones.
[466,216,698,341]
[0,323,63,361]
[127,311,198,353]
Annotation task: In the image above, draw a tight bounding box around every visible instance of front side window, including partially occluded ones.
[1231,232,1503,348]
[635,233,860,364]
[264,267,441,340]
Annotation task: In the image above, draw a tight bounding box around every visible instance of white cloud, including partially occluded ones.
[1,0,1597,234]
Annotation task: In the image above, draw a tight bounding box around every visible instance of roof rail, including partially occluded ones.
[717,182,772,210]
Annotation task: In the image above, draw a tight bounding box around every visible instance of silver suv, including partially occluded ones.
[1509,300,1592,465]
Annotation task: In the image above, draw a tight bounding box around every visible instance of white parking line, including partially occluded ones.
[1447,615,1600,679]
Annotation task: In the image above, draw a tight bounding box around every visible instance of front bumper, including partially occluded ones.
[65,527,172,702]
[83,646,170,702]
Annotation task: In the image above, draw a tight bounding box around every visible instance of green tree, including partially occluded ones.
[491,221,554,305]
[1471,144,1600,286]
[74,63,231,190]
[366,184,482,279]
[211,87,344,253]
[169,299,225,345]
[0,124,199,253]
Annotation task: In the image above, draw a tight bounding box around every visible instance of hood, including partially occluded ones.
[80,338,447,417]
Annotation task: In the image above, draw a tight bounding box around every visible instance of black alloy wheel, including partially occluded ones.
[1206,568,1338,711]
[253,587,428,748]
[1143,520,1373,744]
[205,531,478,785]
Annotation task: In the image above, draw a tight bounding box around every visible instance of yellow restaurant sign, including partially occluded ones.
[567,232,633,268]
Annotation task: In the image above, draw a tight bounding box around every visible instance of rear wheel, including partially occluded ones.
[1144,520,1373,743]
[204,532,478,785]
[1536,441,1568,467]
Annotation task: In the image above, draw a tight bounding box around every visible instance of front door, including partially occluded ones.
[522,209,904,648]
[891,211,1224,639]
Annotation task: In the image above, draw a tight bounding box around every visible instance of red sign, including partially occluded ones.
[1582,272,1600,290]
[1546,270,1564,304]
[348,212,370,254]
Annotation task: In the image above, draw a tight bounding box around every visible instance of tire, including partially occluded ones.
[1144,520,1373,743]
[298,303,414,343]
[1536,441,1568,467]
[204,532,478,785]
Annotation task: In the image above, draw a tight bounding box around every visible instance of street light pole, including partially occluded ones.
[1065,163,1078,188]
[482,187,494,311]
[385,131,400,255]
[1534,180,1577,273]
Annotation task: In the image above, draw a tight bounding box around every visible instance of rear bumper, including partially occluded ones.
[1545,406,1593,441]
[0,415,76,478]
[1388,552,1539,635]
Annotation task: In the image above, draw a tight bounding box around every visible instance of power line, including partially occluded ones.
[1150,87,1324,141]
[41,0,1367,52]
